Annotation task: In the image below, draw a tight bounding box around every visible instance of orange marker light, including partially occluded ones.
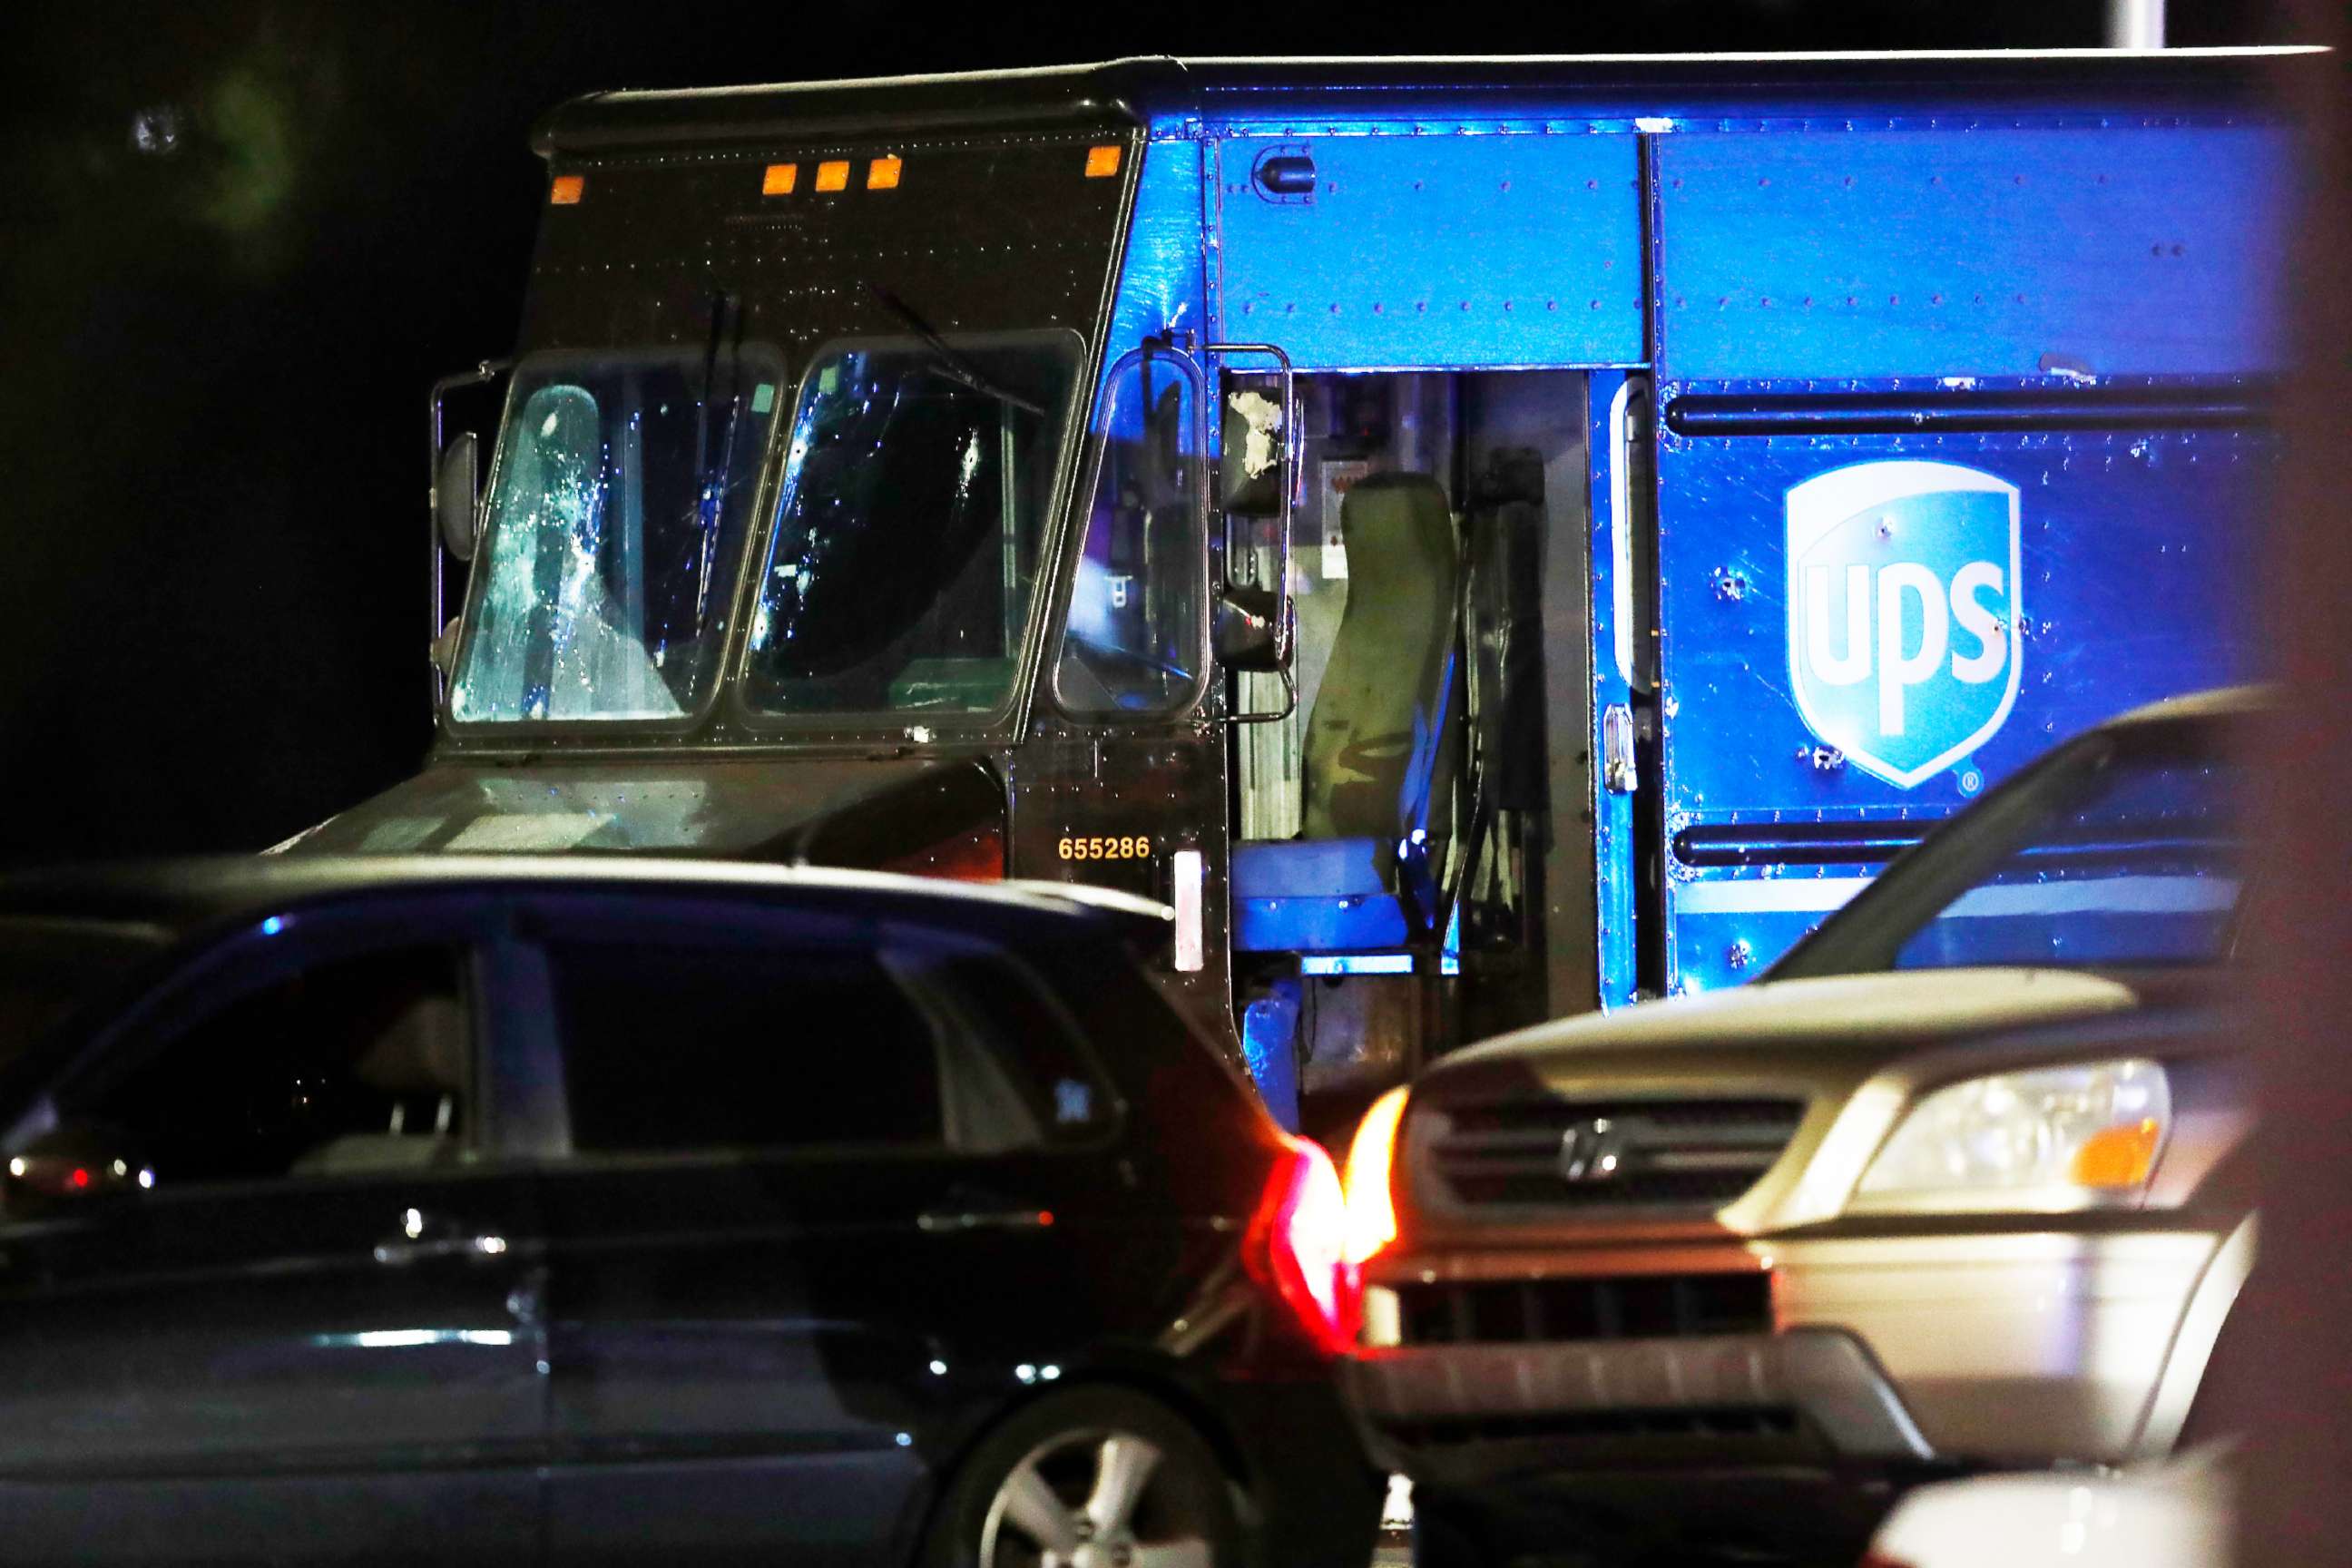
[1085,143,1123,179]
[1341,1085,1410,1265]
[548,174,585,206]
[2071,1118,2164,1189]
[815,160,850,192]
[761,162,799,196]
[867,155,902,190]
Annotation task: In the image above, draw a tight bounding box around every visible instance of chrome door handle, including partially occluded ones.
[1602,703,1639,794]
[374,1208,513,1267]
[916,1207,1053,1233]
[504,1279,544,1328]
[373,1234,511,1266]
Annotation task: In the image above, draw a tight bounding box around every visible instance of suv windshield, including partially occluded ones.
[743,334,1082,720]
[452,339,779,723]
[1771,714,2246,977]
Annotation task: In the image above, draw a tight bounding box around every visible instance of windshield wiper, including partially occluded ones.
[864,281,1045,416]
[692,290,750,625]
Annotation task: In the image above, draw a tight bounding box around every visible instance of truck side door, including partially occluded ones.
[1026,347,1231,1045]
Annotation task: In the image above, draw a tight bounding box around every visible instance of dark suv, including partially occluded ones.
[0,858,1378,1568]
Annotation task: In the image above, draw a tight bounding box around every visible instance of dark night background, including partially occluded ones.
[0,0,2311,867]
[2,8,2348,1562]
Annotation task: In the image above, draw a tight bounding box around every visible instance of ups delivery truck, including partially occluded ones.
[292,52,2313,1132]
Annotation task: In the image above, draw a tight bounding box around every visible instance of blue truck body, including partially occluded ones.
[1097,54,2298,1004]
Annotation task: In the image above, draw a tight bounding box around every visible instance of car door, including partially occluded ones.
[523,894,1150,1568]
[0,903,546,1567]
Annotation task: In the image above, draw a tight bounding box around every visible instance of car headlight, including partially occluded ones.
[1851,1058,2171,1213]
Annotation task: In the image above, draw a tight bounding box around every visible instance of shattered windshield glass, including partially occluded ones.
[452,338,780,723]
[743,333,1082,719]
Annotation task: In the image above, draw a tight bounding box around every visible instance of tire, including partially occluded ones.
[1407,1497,1488,1568]
[923,1387,1243,1568]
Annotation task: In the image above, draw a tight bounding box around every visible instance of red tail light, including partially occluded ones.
[1246,1136,1363,1355]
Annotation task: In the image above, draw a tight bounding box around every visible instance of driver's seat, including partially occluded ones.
[1231,471,1459,953]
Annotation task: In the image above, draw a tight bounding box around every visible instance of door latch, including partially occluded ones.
[1602,703,1640,794]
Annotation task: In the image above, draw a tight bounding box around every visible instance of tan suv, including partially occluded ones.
[1342,691,2259,1567]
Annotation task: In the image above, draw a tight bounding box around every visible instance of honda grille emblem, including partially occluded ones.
[1559,1117,1626,1184]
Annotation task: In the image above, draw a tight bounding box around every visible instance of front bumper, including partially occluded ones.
[1346,1328,1952,1565]
[1348,1228,2225,1562]
[1349,1327,1928,1468]
[1359,1228,2220,1463]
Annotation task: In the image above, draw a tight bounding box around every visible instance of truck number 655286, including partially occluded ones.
[1059,836,1151,861]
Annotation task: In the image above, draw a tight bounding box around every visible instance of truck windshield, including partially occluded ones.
[1770,717,2246,977]
[742,333,1081,719]
[451,342,779,723]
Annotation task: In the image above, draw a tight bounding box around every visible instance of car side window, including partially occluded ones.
[64,945,474,1191]
[908,951,1115,1144]
[546,943,950,1155]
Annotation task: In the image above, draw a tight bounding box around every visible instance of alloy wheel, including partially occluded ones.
[978,1426,1217,1568]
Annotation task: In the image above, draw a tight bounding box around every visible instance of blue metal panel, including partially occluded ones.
[1102,130,1209,375]
[1231,837,1388,897]
[1651,383,2282,994]
[1213,132,1643,368]
[1240,981,1302,1132]
[1230,838,1412,951]
[1184,69,2287,141]
[1654,125,2295,382]
[1586,369,1641,1010]
[1231,894,1411,954]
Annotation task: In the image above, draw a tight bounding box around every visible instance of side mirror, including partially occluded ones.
[436,432,482,564]
[1217,377,1290,520]
[1214,585,1284,670]
[428,358,510,707]
[4,1121,151,1220]
[1213,363,1298,681]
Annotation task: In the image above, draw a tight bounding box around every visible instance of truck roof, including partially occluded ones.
[536,48,2323,154]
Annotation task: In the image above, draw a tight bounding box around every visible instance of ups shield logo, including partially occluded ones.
[1786,461,2023,789]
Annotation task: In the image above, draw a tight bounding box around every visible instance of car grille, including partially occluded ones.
[1422,1096,1806,1212]
[1393,1272,1774,1347]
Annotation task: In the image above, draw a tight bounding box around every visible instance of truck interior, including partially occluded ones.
[1225,370,1592,1125]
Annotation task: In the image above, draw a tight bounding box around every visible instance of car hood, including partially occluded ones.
[1402,966,2220,1242]
[280,755,1004,865]
[1427,968,2205,1101]
[1482,968,2143,1057]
